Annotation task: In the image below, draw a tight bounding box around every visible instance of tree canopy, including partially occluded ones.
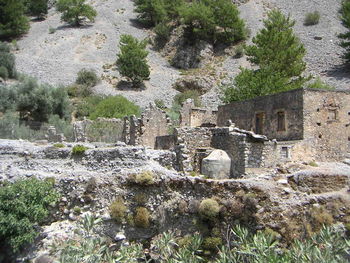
[223,10,307,103]
[116,34,150,86]
[56,0,97,26]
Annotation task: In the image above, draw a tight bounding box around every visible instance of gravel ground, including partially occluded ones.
[14,0,350,110]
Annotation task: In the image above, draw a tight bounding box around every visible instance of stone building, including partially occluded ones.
[217,88,350,162]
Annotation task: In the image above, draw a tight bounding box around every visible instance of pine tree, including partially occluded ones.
[339,0,350,61]
[116,35,150,87]
[0,0,29,39]
[56,0,97,26]
[223,10,307,103]
[26,0,48,19]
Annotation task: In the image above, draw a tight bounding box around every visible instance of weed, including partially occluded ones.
[109,198,127,223]
[304,11,320,26]
[53,143,65,148]
[72,145,88,156]
[134,207,150,228]
[199,198,220,221]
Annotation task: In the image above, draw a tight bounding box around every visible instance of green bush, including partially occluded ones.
[134,0,168,26]
[134,207,150,228]
[154,99,166,110]
[0,0,29,39]
[134,171,155,185]
[0,66,8,80]
[0,76,71,123]
[72,145,88,155]
[89,95,141,120]
[307,77,334,90]
[0,178,59,253]
[304,11,320,26]
[116,34,150,86]
[56,0,97,26]
[202,237,222,252]
[339,0,350,62]
[76,68,99,88]
[198,198,220,221]
[154,23,171,49]
[109,198,127,223]
[75,95,104,119]
[25,0,48,19]
[0,42,16,79]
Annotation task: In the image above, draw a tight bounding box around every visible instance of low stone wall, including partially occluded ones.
[155,135,176,150]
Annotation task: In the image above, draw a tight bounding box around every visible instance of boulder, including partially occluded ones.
[201,149,231,179]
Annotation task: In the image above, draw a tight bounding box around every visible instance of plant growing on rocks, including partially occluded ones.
[109,197,127,223]
[116,34,150,87]
[304,11,320,26]
[0,42,16,79]
[223,10,307,103]
[134,207,151,228]
[76,68,99,88]
[25,0,49,19]
[0,178,59,254]
[56,0,97,26]
[199,198,220,221]
[72,145,88,155]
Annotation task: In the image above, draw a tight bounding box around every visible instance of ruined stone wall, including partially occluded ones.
[123,104,170,148]
[174,127,213,172]
[74,118,123,143]
[180,99,217,127]
[302,89,350,161]
[217,89,304,141]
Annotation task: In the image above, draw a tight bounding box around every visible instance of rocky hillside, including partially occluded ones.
[14,0,350,109]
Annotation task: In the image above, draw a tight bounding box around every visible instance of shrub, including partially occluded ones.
[134,0,168,26]
[134,207,150,228]
[109,198,127,223]
[73,206,81,214]
[75,95,104,119]
[154,99,166,110]
[202,237,222,252]
[53,143,65,148]
[116,34,150,87]
[234,44,245,58]
[48,26,56,34]
[310,206,333,232]
[25,0,48,19]
[154,23,171,49]
[0,42,16,79]
[0,178,59,253]
[76,68,99,88]
[89,95,141,120]
[72,145,88,155]
[198,198,220,221]
[131,171,155,185]
[178,0,246,44]
[85,119,123,143]
[56,0,97,26]
[304,11,320,26]
[339,0,350,62]
[0,66,8,80]
[307,77,334,90]
[0,0,29,39]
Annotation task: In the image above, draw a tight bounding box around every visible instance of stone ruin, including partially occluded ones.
[179,99,217,128]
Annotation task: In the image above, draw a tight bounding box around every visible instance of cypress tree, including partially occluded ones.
[223,9,307,103]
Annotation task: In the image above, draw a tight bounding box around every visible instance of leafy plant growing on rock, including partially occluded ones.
[116,34,150,87]
[72,145,88,155]
[134,207,151,228]
[56,0,97,26]
[304,11,320,26]
[110,198,127,223]
[199,198,220,221]
[0,178,59,254]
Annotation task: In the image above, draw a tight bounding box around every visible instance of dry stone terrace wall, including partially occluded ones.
[302,89,350,161]
[217,89,304,141]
